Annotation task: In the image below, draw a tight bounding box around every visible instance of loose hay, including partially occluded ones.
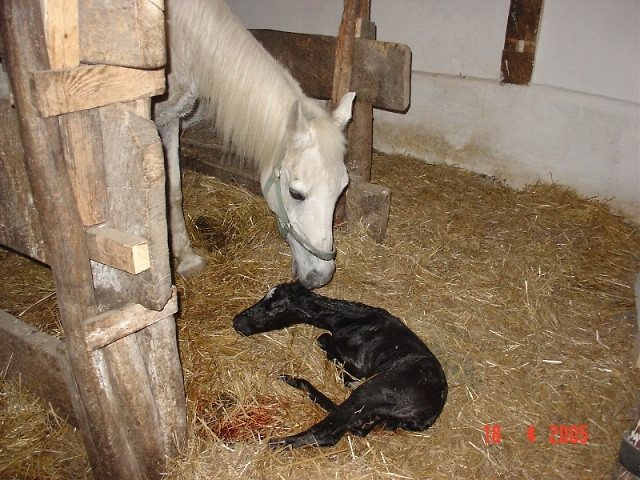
[1,152,639,479]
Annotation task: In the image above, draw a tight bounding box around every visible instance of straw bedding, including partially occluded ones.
[1,152,639,479]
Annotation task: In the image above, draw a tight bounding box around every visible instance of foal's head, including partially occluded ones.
[262,93,355,289]
[233,282,308,336]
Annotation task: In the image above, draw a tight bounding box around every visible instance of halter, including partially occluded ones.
[262,163,337,262]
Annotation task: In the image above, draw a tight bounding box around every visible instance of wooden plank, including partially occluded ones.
[1,1,129,475]
[353,37,411,113]
[29,64,165,117]
[43,0,80,69]
[86,225,151,275]
[251,29,411,112]
[59,109,109,226]
[0,96,48,263]
[78,0,166,69]
[84,287,177,350]
[180,134,261,195]
[0,310,76,425]
[135,317,187,461]
[94,103,173,311]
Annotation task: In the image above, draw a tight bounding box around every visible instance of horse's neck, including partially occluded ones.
[167,0,308,173]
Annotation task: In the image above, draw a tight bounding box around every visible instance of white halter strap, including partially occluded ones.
[262,164,337,262]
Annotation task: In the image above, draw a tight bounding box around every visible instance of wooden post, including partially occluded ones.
[331,0,391,240]
[332,0,368,224]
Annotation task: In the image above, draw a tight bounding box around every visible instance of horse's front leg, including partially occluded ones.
[157,119,205,278]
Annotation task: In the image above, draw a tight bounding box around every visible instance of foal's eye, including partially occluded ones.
[289,188,306,201]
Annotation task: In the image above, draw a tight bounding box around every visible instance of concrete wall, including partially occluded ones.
[226,0,640,223]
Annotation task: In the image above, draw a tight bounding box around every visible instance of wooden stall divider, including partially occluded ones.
[0,1,186,478]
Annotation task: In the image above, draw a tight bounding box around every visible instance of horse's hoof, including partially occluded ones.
[176,254,206,279]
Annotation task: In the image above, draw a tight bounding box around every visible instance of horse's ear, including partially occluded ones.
[288,100,313,149]
[332,92,356,130]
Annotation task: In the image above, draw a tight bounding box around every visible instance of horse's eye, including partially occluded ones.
[289,188,306,201]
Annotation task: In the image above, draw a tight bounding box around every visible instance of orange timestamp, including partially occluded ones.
[483,424,589,444]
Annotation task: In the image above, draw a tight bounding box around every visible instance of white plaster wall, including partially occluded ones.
[534,0,640,103]
[226,0,640,223]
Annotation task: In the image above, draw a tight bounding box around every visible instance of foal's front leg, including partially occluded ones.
[157,119,205,278]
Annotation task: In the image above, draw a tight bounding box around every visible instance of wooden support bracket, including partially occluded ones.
[29,64,165,117]
[84,286,178,351]
[86,224,151,274]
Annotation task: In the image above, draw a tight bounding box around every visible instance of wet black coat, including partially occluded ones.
[233,282,448,448]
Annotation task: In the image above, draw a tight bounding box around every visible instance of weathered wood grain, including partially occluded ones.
[43,0,80,69]
[59,109,109,226]
[78,0,165,69]
[0,310,76,424]
[84,287,177,350]
[93,104,172,312]
[0,96,48,262]
[30,64,165,117]
[251,29,411,112]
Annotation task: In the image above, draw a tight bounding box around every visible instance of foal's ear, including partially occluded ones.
[287,100,313,149]
[332,92,356,130]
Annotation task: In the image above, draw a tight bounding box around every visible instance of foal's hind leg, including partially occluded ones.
[270,376,389,448]
[278,375,337,412]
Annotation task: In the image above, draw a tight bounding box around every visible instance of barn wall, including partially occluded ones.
[226,0,640,223]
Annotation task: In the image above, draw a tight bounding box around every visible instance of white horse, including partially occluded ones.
[154,0,355,289]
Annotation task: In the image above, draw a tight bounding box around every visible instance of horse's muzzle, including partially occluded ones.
[294,262,335,289]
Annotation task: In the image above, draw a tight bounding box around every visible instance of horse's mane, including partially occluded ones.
[166,0,334,173]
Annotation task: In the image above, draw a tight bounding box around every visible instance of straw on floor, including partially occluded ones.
[1,152,639,479]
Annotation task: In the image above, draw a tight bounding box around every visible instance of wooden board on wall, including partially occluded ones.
[251,29,411,112]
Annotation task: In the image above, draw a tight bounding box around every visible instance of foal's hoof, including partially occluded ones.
[176,254,206,279]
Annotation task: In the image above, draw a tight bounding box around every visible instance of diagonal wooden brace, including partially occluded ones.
[84,286,178,351]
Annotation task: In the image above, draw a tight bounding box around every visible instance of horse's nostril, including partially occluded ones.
[300,268,334,290]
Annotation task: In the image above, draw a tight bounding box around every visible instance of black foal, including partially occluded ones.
[233,282,448,448]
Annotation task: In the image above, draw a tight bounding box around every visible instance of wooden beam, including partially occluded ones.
[501,0,543,85]
[251,29,411,112]
[59,108,108,227]
[29,65,165,117]
[86,225,151,274]
[0,310,76,425]
[2,0,122,474]
[84,287,178,351]
[78,0,165,69]
[0,96,49,263]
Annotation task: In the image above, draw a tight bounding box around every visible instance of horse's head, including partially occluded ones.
[262,92,355,289]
